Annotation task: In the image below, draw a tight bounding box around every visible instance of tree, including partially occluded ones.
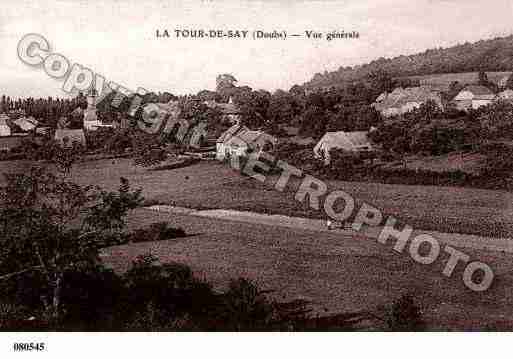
[367,69,395,95]
[233,90,270,128]
[447,81,465,100]
[299,105,329,138]
[0,150,143,322]
[289,85,305,97]
[505,75,513,90]
[478,71,489,86]
[196,90,219,102]
[267,90,300,126]
[478,71,498,92]
[216,74,238,93]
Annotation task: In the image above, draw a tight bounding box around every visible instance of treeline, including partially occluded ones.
[306,34,513,89]
[3,71,409,141]
[191,73,412,138]
[0,94,87,127]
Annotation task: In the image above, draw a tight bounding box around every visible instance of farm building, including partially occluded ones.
[497,89,513,102]
[216,124,277,161]
[372,86,444,118]
[0,114,11,136]
[54,129,87,148]
[453,85,496,111]
[498,74,512,89]
[13,116,38,131]
[314,131,373,165]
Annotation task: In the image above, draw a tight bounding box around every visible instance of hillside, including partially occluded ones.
[304,35,513,89]
[399,71,512,91]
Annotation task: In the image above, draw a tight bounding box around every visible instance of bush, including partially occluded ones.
[384,294,426,331]
[127,222,186,243]
[479,142,513,177]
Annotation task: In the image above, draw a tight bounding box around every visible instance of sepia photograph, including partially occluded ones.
[1,0,513,356]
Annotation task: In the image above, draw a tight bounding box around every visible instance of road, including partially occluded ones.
[102,207,513,330]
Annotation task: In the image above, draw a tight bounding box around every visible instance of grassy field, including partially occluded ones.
[3,158,513,329]
[102,208,513,330]
[400,71,512,89]
[1,158,513,237]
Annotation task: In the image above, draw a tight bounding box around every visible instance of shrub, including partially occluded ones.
[128,222,186,243]
[384,294,426,331]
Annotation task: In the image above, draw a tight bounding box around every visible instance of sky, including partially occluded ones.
[1,0,513,98]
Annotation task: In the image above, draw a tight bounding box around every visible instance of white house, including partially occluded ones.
[453,85,496,111]
[13,116,38,131]
[0,114,11,137]
[497,89,513,102]
[372,86,444,118]
[313,131,373,165]
[216,125,277,161]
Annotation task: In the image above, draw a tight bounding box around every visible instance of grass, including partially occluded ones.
[4,158,513,329]
[400,71,512,88]
[2,158,512,237]
[104,208,513,330]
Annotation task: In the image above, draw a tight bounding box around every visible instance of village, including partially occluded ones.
[2,70,513,176]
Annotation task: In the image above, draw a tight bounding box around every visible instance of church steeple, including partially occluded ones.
[84,78,99,129]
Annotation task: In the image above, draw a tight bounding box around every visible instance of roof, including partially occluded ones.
[0,113,10,124]
[498,89,513,100]
[13,117,38,131]
[453,85,496,101]
[217,124,247,143]
[0,114,11,136]
[373,86,443,113]
[314,131,373,154]
[498,75,511,88]
[461,85,495,96]
[227,130,276,148]
[219,125,277,150]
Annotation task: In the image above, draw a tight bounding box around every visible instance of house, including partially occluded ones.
[313,131,373,165]
[13,116,38,131]
[54,129,87,148]
[497,89,513,102]
[453,85,496,111]
[216,124,248,160]
[216,124,277,161]
[0,114,11,137]
[498,74,512,89]
[372,86,444,117]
